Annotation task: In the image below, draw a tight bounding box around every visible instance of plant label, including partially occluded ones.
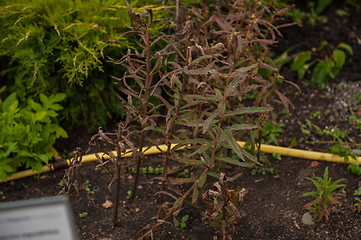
[0,196,77,240]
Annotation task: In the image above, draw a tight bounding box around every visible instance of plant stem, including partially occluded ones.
[112,146,122,227]
[130,24,151,201]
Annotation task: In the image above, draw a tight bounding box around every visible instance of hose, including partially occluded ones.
[1,142,360,183]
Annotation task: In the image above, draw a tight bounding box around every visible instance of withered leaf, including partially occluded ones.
[102,200,113,209]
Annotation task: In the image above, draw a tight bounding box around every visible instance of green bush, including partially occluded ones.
[0,88,67,181]
[0,0,168,129]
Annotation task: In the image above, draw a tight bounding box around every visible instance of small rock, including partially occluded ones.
[302,212,315,225]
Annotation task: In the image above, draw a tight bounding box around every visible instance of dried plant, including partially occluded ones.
[83,0,297,235]
[88,121,139,226]
[202,173,247,240]
[59,147,82,199]
[106,1,171,201]
[155,0,296,221]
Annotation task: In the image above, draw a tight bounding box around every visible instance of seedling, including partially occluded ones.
[262,121,284,146]
[302,167,345,221]
[173,214,189,232]
[84,180,94,194]
[79,212,88,218]
[348,163,361,176]
[249,157,279,175]
[354,187,361,213]
[354,187,361,196]
[353,198,361,213]
[127,190,138,200]
[58,179,68,186]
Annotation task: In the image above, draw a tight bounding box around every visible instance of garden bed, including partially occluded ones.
[1,1,361,239]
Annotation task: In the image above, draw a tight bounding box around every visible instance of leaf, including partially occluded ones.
[218,157,253,167]
[311,61,329,85]
[102,200,113,209]
[49,103,63,111]
[52,93,66,102]
[315,0,332,14]
[34,111,47,121]
[225,124,258,131]
[230,63,258,79]
[39,94,48,105]
[183,68,209,75]
[192,187,199,203]
[202,111,220,134]
[310,161,320,167]
[289,137,298,148]
[198,170,207,188]
[275,89,294,112]
[332,49,346,68]
[224,106,271,117]
[207,171,221,179]
[219,129,245,162]
[28,99,42,112]
[2,93,18,112]
[166,176,197,185]
[354,187,361,196]
[337,43,353,55]
[291,51,311,79]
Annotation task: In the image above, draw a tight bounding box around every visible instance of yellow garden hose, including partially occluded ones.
[1,142,360,183]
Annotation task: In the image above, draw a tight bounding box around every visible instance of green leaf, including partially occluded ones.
[224,107,270,117]
[337,43,353,55]
[354,187,361,196]
[53,125,68,138]
[49,103,63,111]
[218,157,253,167]
[2,93,18,112]
[52,93,66,102]
[34,111,47,121]
[182,215,189,222]
[315,0,332,14]
[311,61,329,85]
[291,51,311,79]
[332,49,346,68]
[27,100,42,112]
[198,170,207,188]
[192,187,199,203]
[207,171,220,179]
[220,129,245,162]
[39,94,48,105]
[289,137,298,147]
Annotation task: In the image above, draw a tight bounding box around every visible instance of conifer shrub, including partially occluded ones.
[0,0,168,129]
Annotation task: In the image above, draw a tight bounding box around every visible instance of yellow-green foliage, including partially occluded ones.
[0,0,169,129]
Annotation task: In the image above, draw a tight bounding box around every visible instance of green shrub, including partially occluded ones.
[0,88,67,181]
[0,0,168,129]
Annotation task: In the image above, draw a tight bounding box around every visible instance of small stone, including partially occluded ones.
[302,212,315,225]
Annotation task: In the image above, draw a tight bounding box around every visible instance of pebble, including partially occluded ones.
[302,212,315,225]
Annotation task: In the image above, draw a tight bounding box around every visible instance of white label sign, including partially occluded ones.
[0,197,77,240]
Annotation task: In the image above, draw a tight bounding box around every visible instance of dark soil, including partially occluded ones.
[1,2,361,239]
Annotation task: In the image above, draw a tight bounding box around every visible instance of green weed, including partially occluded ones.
[302,167,345,221]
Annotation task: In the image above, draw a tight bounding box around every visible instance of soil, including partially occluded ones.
[1,2,361,240]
